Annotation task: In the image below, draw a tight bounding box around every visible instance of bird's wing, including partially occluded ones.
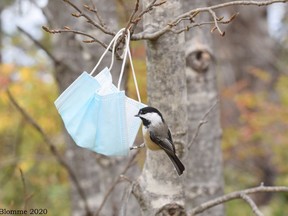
[149,131,175,155]
[167,129,175,153]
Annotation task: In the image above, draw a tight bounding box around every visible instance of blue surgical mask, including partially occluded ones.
[55,28,146,156]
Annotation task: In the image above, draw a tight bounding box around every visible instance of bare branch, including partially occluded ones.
[62,0,114,35]
[127,0,140,28]
[17,26,59,64]
[119,182,134,216]
[187,99,219,150]
[208,9,225,36]
[131,0,287,40]
[240,193,264,216]
[129,0,166,35]
[130,142,145,150]
[94,152,138,216]
[84,1,106,28]
[6,90,92,216]
[19,168,32,211]
[190,185,288,215]
[42,26,108,48]
[171,13,238,34]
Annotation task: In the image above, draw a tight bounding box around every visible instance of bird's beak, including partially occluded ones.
[135,114,139,117]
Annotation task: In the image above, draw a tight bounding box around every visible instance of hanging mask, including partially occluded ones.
[55,28,146,156]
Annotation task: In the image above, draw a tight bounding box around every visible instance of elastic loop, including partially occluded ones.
[90,28,125,76]
[117,30,141,103]
[109,30,125,71]
[127,47,141,103]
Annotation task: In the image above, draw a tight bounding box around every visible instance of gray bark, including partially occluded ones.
[181,1,225,215]
[133,1,187,215]
[46,1,139,215]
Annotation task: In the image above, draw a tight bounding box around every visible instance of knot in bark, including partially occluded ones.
[155,203,186,216]
[186,49,212,73]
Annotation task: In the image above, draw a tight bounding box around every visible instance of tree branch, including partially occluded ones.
[240,193,264,216]
[119,182,134,216]
[94,152,138,216]
[187,99,218,151]
[6,89,93,216]
[170,13,238,34]
[42,26,108,48]
[190,185,288,215]
[131,0,287,40]
[208,9,225,36]
[17,26,59,64]
[83,1,106,28]
[62,0,114,35]
[19,168,33,212]
[128,0,166,35]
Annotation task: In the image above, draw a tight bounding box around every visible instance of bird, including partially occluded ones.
[135,106,185,176]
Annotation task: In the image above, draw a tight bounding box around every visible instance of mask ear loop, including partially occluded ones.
[109,31,123,71]
[90,28,125,76]
[117,30,142,103]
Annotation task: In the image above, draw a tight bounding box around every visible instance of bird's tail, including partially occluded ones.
[167,153,185,176]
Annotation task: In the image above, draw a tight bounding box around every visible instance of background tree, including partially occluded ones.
[182,0,224,215]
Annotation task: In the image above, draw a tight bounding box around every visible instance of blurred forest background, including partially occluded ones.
[0,0,288,215]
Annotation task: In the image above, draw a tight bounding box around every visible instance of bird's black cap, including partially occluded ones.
[136,106,164,122]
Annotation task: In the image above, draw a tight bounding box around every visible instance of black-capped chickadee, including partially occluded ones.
[135,106,185,176]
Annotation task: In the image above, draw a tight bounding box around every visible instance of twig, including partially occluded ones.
[84,1,106,28]
[130,143,145,150]
[240,193,264,216]
[42,26,123,59]
[208,9,225,36]
[19,169,28,211]
[94,152,138,216]
[190,185,288,215]
[131,0,288,40]
[6,89,92,216]
[187,99,219,150]
[42,26,108,48]
[19,25,77,74]
[116,0,142,55]
[171,13,238,34]
[127,0,140,28]
[119,182,134,216]
[129,0,166,35]
[17,26,59,64]
[62,0,114,35]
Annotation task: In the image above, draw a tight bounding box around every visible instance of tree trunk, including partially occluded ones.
[46,1,139,215]
[133,0,187,215]
[182,1,225,215]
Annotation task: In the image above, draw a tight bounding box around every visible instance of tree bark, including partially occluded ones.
[181,1,225,215]
[133,1,188,215]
